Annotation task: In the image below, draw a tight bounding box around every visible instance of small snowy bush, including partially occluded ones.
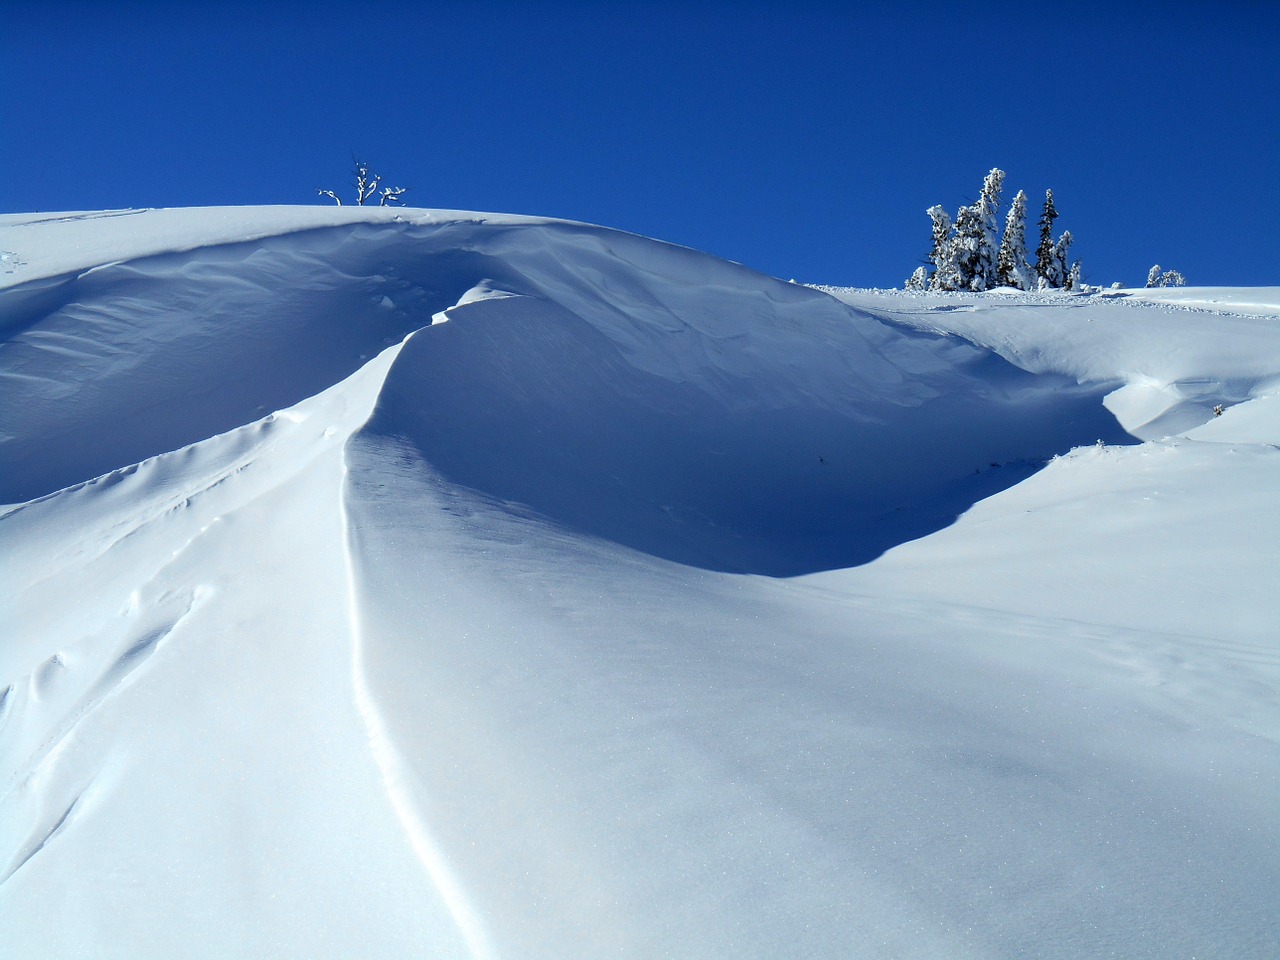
[319,158,407,207]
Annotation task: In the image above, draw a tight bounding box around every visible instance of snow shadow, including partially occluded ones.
[360,279,1132,577]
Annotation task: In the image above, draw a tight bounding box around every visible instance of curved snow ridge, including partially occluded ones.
[3,209,1133,575]
[0,206,566,290]
[337,450,496,960]
[1,793,80,887]
[3,210,840,503]
[356,271,1128,573]
[823,286,1280,433]
[2,587,204,801]
[3,211,1128,539]
[1103,373,1280,441]
[0,580,208,892]
[0,219,496,503]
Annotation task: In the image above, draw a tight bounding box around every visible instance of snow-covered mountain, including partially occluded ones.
[2,207,1277,959]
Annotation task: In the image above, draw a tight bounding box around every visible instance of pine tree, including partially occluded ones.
[973,168,1004,291]
[1035,189,1059,288]
[1045,230,1073,289]
[1067,260,1082,291]
[948,169,1005,292]
[926,205,960,291]
[905,266,929,291]
[952,201,983,290]
[1141,265,1185,286]
[997,189,1031,289]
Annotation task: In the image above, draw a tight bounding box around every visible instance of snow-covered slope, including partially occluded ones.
[2,208,1277,959]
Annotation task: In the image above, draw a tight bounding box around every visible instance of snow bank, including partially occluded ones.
[2,208,1278,959]
[828,285,1280,442]
[2,208,1125,572]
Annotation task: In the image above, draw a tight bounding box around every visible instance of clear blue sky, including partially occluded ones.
[3,0,1277,287]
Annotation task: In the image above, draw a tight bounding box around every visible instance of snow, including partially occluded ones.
[2,206,1278,958]
[1118,285,1280,317]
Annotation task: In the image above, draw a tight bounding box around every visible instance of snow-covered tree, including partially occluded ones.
[1035,189,1059,287]
[919,172,1075,293]
[927,205,960,291]
[972,168,1004,291]
[1146,264,1185,287]
[318,158,408,207]
[951,201,983,290]
[1066,260,1082,291]
[1039,229,1073,289]
[905,266,929,291]
[996,188,1031,289]
[948,168,1004,292]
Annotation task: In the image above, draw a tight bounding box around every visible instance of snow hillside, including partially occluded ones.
[1,207,1278,959]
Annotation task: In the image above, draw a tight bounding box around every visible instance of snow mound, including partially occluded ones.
[3,208,1278,960]
[3,210,1125,573]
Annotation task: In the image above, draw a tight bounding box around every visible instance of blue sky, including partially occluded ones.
[3,0,1277,287]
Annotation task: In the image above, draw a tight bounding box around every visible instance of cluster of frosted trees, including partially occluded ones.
[906,169,1080,292]
[1146,264,1186,287]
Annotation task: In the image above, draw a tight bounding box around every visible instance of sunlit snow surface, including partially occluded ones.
[2,208,1277,959]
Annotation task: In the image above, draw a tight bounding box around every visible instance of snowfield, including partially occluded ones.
[1,207,1277,959]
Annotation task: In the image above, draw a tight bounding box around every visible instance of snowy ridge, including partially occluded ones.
[1,207,1278,959]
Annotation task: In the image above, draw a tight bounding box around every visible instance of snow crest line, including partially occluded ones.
[337,452,496,960]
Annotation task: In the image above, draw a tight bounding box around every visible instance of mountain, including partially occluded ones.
[2,207,1278,959]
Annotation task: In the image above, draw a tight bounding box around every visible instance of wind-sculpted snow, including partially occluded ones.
[2,208,1278,959]
[827,285,1280,442]
[0,224,494,503]
[2,213,1128,570]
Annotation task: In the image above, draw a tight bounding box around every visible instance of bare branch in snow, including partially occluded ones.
[318,158,409,207]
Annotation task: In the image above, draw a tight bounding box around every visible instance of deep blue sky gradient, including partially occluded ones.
[3,0,1277,287]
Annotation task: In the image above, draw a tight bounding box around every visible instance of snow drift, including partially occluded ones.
[2,208,1278,959]
[1,210,1125,573]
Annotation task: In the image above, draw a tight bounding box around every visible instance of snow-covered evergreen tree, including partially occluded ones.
[997,188,1031,289]
[905,266,929,291]
[926,205,960,291]
[1041,229,1073,289]
[948,169,1005,292]
[1035,189,1059,287]
[972,168,1004,291]
[1145,265,1185,287]
[919,172,1070,293]
[1067,260,1082,291]
[951,201,983,290]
